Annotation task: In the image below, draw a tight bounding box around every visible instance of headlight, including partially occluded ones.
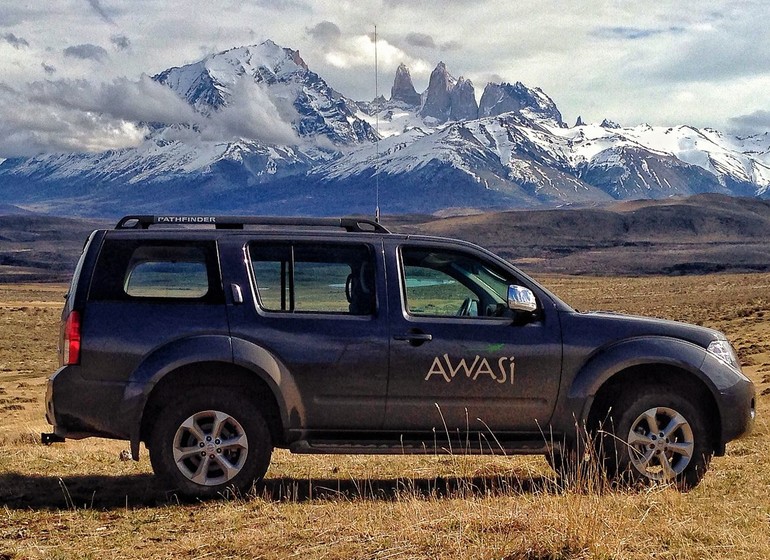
[707,339,741,371]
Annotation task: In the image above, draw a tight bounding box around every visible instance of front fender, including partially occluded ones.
[560,336,713,427]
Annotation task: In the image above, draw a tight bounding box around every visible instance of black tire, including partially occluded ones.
[149,388,272,499]
[600,386,713,490]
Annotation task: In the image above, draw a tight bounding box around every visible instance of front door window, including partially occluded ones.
[401,248,511,318]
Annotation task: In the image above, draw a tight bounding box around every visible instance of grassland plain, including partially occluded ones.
[0,274,768,559]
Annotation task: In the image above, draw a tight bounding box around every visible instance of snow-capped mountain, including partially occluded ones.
[0,40,768,216]
[153,40,377,145]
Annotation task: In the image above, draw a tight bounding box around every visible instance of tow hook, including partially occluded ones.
[41,433,66,445]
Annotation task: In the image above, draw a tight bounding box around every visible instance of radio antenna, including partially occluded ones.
[374,25,381,224]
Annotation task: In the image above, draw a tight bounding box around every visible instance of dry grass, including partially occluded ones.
[0,275,769,559]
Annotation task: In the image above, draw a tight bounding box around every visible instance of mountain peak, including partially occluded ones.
[479,81,565,127]
[3,40,768,218]
[150,39,375,146]
[153,41,309,112]
[287,47,308,71]
[449,76,479,121]
[418,62,483,123]
[419,62,457,122]
[601,119,621,129]
[390,63,421,106]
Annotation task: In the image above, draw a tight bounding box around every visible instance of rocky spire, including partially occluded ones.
[390,63,421,106]
[479,83,519,117]
[419,62,456,122]
[449,77,479,121]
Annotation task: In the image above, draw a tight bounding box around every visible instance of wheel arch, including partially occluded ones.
[565,336,723,452]
[140,361,284,451]
[120,335,302,460]
[586,364,721,446]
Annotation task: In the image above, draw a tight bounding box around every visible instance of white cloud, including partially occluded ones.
[202,78,299,145]
[2,33,29,49]
[0,71,304,157]
[86,0,114,25]
[729,110,770,135]
[305,21,341,44]
[319,33,432,99]
[111,34,131,51]
[0,84,148,157]
[25,76,199,124]
[0,0,769,155]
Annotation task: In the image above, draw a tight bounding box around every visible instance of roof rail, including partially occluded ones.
[114,215,391,233]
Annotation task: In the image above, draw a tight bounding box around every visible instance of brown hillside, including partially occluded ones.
[1,194,769,281]
[387,194,770,275]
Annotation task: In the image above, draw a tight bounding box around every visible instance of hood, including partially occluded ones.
[571,310,724,350]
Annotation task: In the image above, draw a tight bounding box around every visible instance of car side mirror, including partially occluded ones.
[507,285,537,313]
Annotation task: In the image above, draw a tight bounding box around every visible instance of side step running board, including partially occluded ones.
[289,439,551,456]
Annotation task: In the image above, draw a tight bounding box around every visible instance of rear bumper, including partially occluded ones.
[46,366,131,441]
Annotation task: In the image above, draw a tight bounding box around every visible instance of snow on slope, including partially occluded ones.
[324,97,770,202]
[550,123,770,188]
[2,39,770,216]
[153,41,375,147]
[154,41,307,112]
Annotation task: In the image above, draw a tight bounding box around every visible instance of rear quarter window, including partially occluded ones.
[89,239,223,303]
[124,247,209,298]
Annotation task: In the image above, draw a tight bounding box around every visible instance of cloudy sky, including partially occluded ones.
[1,0,769,158]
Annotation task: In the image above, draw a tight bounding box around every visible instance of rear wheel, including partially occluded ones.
[149,388,272,499]
[601,386,713,489]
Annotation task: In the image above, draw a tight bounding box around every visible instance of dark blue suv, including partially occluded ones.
[44,215,755,497]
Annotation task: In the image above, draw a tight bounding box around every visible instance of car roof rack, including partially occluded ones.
[114,215,391,234]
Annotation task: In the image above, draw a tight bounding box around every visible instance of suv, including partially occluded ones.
[44,215,755,497]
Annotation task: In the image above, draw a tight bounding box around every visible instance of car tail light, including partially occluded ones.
[63,311,82,365]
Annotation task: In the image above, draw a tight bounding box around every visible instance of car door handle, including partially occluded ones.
[231,283,244,304]
[394,331,433,346]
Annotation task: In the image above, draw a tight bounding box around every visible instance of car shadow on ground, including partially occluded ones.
[0,471,556,510]
[261,472,554,502]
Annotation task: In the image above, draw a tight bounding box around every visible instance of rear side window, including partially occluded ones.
[124,246,208,298]
[89,239,223,302]
[249,242,375,315]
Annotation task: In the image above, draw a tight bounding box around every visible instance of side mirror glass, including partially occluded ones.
[507,285,537,313]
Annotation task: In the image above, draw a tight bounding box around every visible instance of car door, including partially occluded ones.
[383,240,563,436]
[224,237,389,431]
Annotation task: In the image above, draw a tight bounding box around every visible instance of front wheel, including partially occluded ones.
[602,387,713,489]
[149,388,272,499]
